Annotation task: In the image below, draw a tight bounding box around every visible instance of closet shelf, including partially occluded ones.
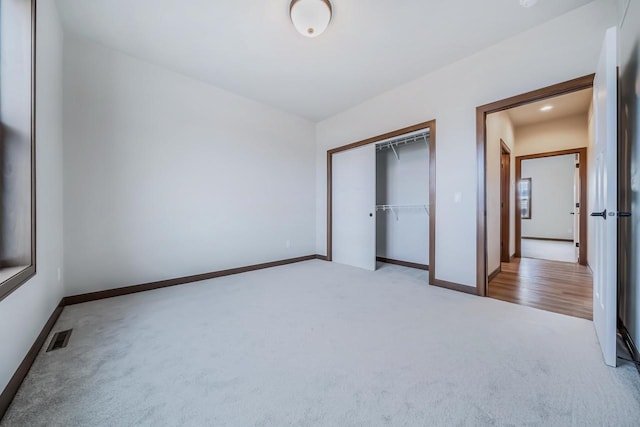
[375,131,429,160]
[376,204,429,220]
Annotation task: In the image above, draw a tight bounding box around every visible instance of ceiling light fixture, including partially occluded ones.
[290,0,332,38]
[540,105,553,112]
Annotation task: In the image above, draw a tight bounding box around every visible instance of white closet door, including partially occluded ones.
[332,144,376,271]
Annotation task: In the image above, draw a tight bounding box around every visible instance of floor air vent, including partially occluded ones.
[46,329,72,352]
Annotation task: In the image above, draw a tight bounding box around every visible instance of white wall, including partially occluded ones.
[376,142,429,265]
[486,112,515,275]
[0,0,65,396]
[514,114,589,157]
[618,0,640,355]
[315,1,615,288]
[63,34,316,296]
[521,154,576,240]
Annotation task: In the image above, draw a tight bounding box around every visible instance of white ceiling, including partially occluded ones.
[506,88,593,127]
[55,0,595,121]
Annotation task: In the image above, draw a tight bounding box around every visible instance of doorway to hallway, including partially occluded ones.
[478,75,594,322]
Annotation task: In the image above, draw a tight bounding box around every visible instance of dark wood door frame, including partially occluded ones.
[515,148,587,264]
[476,74,594,296]
[500,140,511,264]
[326,120,439,287]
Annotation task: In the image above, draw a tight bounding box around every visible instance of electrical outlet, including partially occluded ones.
[57,267,61,282]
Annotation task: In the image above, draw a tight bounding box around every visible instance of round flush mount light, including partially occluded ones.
[519,0,538,7]
[540,105,553,112]
[290,0,332,38]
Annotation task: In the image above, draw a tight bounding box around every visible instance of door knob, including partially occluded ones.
[590,209,607,219]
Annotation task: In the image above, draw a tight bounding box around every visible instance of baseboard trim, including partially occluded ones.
[619,319,640,375]
[522,237,573,242]
[314,254,329,261]
[488,266,501,282]
[509,254,516,262]
[586,262,594,275]
[431,279,477,295]
[63,255,319,306]
[376,257,429,271]
[0,299,64,421]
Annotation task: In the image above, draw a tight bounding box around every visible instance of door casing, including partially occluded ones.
[476,74,594,296]
[514,148,588,264]
[326,120,438,287]
[500,140,511,263]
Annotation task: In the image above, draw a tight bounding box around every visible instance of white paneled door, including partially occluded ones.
[591,27,618,367]
[332,144,376,271]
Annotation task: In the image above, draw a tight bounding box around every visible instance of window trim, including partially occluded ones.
[0,0,37,302]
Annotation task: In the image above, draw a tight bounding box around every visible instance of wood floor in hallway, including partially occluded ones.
[488,257,593,320]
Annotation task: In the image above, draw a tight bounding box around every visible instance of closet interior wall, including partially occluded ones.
[376,140,430,266]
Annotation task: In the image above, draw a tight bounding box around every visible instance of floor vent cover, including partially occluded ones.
[46,329,72,352]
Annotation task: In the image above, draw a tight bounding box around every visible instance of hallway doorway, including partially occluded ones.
[477,75,594,320]
[515,148,587,265]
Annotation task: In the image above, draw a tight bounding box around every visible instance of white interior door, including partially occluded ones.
[591,26,618,367]
[332,144,376,271]
[573,156,580,263]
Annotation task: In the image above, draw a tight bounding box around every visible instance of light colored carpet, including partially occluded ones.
[2,260,639,426]
[521,239,577,263]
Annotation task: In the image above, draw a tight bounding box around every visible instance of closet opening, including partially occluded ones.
[375,130,430,271]
[326,120,436,285]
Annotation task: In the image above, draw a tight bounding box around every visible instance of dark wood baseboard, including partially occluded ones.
[619,319,640,375]
[376,257,429,271]
[314,254,329,261]
[488,266,501,282]
[522,237,573,243]
[0,300,64,420]
[509,254,516,262]
[431,279,477,295]
[63,255,318,306]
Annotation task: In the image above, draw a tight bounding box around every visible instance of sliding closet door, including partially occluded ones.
[332,144,376,271]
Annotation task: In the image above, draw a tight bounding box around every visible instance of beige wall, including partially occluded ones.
[63,35,317,295]
[486,111,515,275]
[514,114,589,157]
